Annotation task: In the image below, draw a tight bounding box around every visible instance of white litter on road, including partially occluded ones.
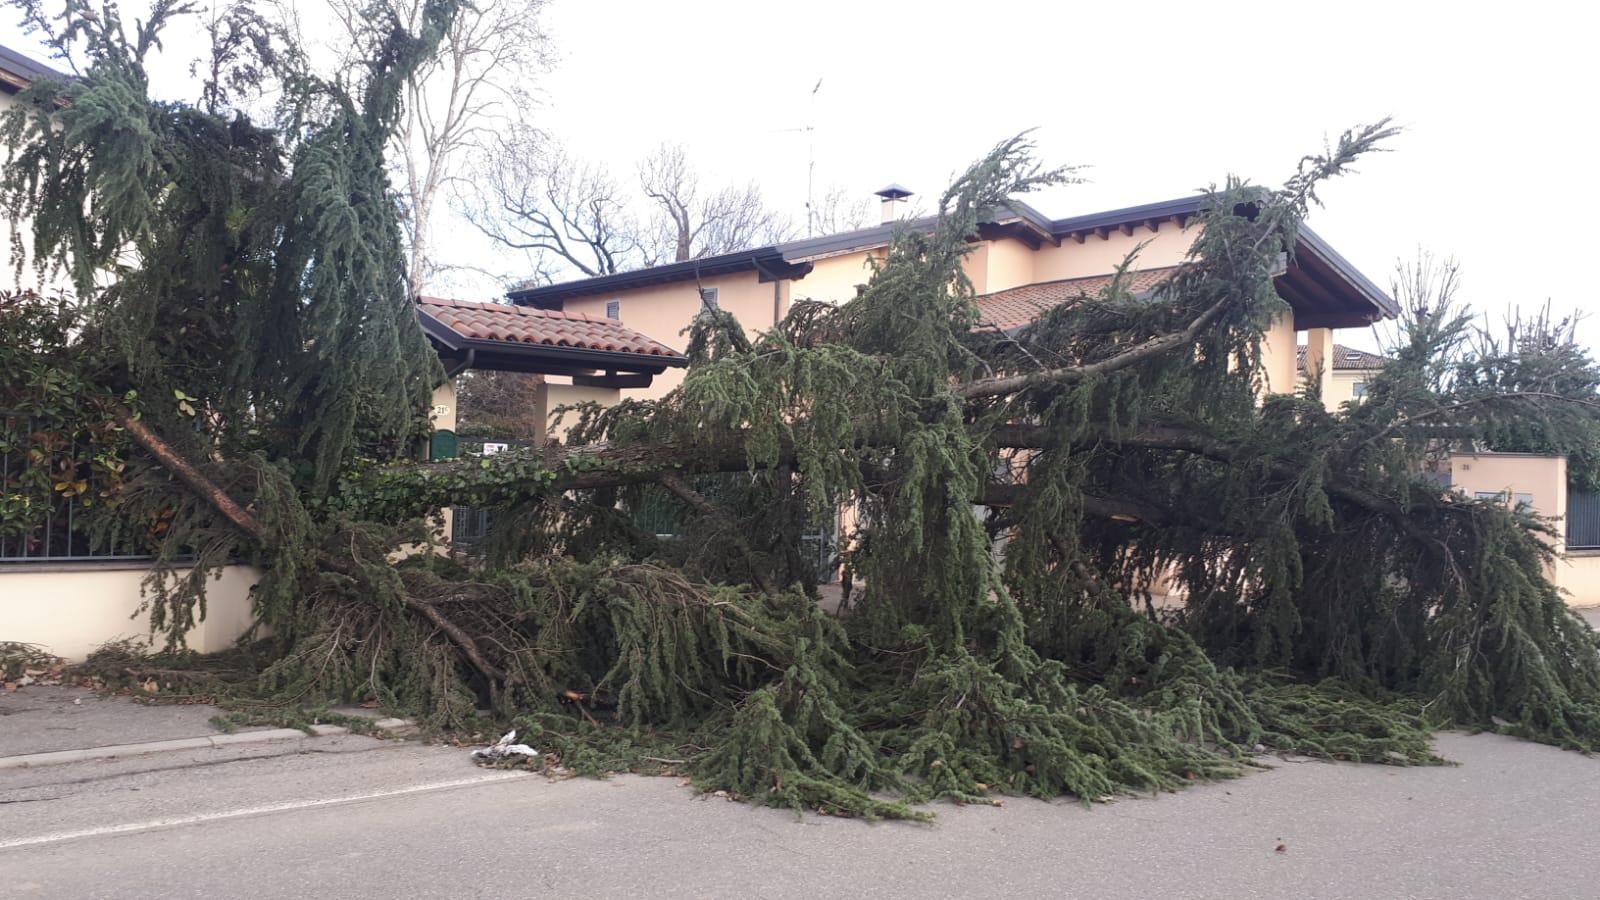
[470,730,539,763]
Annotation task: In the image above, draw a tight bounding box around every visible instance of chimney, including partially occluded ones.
[874,183,913,224]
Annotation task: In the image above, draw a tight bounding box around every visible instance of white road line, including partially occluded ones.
[0,771,528,851]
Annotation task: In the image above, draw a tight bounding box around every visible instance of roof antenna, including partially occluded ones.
[772,78,824,236]
[805,78,821,236]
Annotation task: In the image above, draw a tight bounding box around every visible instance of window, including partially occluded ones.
[698,287,719,312]
[1513,493,1534,511]
[1351,382,1368,398]
[1474,491,1507,503]
[605,300,620,320]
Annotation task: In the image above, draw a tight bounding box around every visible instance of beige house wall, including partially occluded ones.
[960,243,989,295]
[1449,453,1567,524]
[1559,553,1600,607]
[565,270,783,401]
[793,251,878,305]
[982,238,1037,293]
[429,381,457,433]
[1030,223,1196,283]
[1327,370,1375,408]
[1301,328,1333,401]
[420,380,459,548]
[0,563,259,662]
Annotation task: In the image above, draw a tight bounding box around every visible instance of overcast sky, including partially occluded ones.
[4,0,1594,352]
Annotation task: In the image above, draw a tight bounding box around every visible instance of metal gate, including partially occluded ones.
[1569,491,1600,550]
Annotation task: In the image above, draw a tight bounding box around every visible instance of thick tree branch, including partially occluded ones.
[953,295,1231,399]
[992,421,1456,553]
[116,408,507,683]
[114,407,266,539]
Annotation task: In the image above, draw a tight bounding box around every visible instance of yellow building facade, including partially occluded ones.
[512,194,1396,403]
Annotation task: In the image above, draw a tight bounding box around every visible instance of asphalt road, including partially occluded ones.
[2,729,1597,900]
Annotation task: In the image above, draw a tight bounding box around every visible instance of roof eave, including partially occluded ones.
[417,310,464,352]
[0,44,69,95]
[1049,196,1208,239]
[416,307,686,374]
[508,247,807,306]
[435,333,685,373]
[1294,225,1398,318]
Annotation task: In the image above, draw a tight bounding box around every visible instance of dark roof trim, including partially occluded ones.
[777,221,912,261]
[1048,195,1208,237]
[996,198,1056,234]
[1292,226,1397,318]
[782,195,1227,260]
[509,247,811,306]
[0,44,67,94]
[417,309,685,374]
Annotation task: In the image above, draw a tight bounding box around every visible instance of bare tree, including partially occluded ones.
[317,0,551,294]
[639,142,795,263]
[465,139,795,282]
[463,129,641,279]
[812,184,873,234]
[456,369,544,437]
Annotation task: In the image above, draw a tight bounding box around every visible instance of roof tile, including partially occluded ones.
[1295,343,1389,371]
[416,297,682,359]
[976,268,1177,330]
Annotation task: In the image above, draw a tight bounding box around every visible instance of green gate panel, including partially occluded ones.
[429,429,458,461]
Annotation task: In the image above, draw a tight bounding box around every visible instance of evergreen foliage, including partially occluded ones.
[5,5,1600,821]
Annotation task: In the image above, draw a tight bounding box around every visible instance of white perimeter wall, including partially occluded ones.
[0,563,259,661]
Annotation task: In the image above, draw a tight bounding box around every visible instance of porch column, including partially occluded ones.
[1301,327,1334,405]
[1259,312,1299,395]
[535,381,621,445]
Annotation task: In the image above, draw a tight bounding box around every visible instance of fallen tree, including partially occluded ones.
[5,2,1600,819]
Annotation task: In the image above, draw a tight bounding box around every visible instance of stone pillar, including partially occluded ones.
[429,381,457,433]
[428,380,458,548]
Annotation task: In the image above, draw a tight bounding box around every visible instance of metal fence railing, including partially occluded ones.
[443,437,542,559]
[0,411,151,563]
[1569,491,1600,550]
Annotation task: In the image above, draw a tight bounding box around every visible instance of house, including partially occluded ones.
[1446,453,1600,607]
[510,189,1398,407]
[510,187,1400,591]
[1297,342,1387,408]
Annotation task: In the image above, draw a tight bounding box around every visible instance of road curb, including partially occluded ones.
[0,718,417,770]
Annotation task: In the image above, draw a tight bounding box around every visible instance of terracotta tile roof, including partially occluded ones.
[1296,343,1389,371]
[975,268,1178,330]
[417,297,683,359]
